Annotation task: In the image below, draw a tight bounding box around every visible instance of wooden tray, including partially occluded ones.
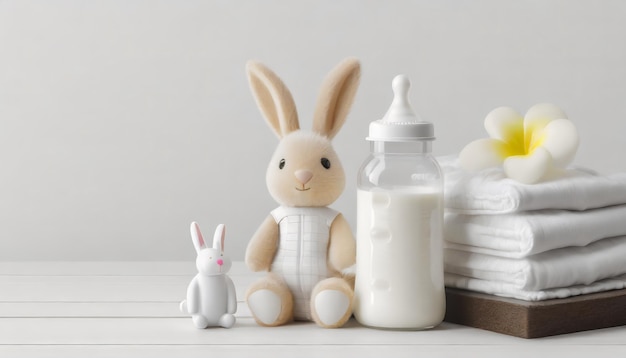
[444,287,626,338]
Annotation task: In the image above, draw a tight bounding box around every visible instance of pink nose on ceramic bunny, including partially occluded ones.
[217,259,224,266]
[295,170,313,185]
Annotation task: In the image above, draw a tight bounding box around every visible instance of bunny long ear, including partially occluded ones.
[190,222,206,253]
[312,58,361,139]
[246,61,300,139]
[213,224,226,253]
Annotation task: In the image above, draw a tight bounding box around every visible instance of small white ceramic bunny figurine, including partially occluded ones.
[180,222,237,328]
[245,58,360,328]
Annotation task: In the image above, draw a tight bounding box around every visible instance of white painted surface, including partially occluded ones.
[1,1,626,261]
[0,261,624,357]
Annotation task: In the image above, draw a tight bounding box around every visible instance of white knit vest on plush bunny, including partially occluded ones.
[270,206,339,320]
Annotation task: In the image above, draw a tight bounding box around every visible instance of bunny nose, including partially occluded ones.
[294,170,313,185]
[217,259,224,266]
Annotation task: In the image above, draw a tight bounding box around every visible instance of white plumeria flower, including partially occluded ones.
[459,103,579,184]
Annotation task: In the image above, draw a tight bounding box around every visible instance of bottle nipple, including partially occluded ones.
[382,75,421,124]
[367,74,434,142]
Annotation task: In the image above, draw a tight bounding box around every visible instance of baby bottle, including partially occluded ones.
[353,75,445,330]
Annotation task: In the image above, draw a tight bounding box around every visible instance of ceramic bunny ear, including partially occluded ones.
[213,224,225,253]
[246,61,300,138]
[312,58,361,139]
[190,222,206,253]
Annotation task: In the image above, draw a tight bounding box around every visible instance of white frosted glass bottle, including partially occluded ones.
[354,75,445,330]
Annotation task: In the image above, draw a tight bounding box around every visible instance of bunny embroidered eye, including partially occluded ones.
[279,159,286,170]
[321,157,331,169]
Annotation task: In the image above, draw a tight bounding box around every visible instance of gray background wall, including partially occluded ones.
[1,0,625,261]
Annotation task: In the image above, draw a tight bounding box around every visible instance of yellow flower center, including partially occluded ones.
[495,119,547,158]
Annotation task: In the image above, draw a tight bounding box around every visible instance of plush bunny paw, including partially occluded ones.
[246,275,294,327]
[311,278,354,328]
[312,289,352,328]
[247,289,283,326]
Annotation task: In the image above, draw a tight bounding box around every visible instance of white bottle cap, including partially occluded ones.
[367,75,435,142]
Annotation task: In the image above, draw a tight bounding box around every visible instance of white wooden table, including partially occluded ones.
[1,262,624,357]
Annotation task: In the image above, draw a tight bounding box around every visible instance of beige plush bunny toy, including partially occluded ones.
[245,58,360,328]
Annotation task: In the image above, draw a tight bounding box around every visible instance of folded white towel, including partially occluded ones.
[444,236,626,291]
[444,204,626,258]
[438,155,626,214]
[444,273,626,301]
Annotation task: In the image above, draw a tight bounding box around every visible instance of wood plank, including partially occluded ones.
[0,301,253,318]
[445,288,626,338]
[0,274,259,303]
[0,302,181,318]
[0,318,516,345]
[0,317,624,346]
[0,261,253,276]
[0,261,194,276]
[1,345,625,358]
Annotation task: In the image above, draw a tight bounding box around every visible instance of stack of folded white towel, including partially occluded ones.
[439,156,626,301]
